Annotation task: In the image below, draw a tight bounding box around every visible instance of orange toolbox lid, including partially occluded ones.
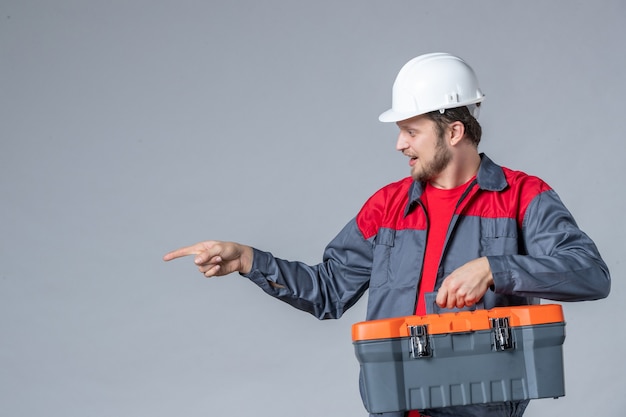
[352,304,564,342]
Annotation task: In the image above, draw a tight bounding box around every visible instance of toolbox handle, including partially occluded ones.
[424,292,485,315]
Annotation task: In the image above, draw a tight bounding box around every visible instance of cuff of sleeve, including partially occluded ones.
[486,255,516,294]
[240,248,281,295]
[243,248,271,276]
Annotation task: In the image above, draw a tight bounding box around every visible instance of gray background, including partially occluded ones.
[2,1,624,416]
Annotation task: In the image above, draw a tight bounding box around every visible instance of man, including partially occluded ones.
[163,53,610,417]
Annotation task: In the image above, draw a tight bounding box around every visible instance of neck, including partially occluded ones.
[429,150,481,190]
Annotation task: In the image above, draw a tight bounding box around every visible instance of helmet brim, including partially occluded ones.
[378,97,485,123]
[378,109,422,123]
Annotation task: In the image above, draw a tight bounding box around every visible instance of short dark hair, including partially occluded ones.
[425,105,482,147]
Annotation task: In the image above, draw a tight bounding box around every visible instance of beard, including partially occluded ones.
[411,134,452,182]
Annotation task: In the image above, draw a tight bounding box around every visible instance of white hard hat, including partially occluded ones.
[379,52,485,123]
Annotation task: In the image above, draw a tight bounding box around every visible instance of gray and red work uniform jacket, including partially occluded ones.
[244,153,610,417]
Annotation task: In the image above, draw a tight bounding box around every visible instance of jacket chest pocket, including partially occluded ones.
[479,218,520,256]
[370,228,422,289]
[370,228,395,288]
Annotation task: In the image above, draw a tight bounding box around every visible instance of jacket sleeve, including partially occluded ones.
[242,218,373,319]
[488,189,610,301]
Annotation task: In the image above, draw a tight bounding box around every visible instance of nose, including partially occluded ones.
[396,132,409,152]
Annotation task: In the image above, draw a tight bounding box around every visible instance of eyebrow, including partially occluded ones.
[397,123,418,130]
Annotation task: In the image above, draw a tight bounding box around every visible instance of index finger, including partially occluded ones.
[163,244,203,262]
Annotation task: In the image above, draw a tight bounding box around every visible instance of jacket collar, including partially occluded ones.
[404,153,507,216]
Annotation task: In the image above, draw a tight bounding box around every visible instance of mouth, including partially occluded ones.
[408,156,418,167]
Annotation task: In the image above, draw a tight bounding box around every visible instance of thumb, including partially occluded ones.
[435,285,449,308]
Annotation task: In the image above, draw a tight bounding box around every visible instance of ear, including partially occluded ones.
[448,121,466,146]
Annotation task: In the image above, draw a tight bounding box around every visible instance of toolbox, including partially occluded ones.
[352,304,566,413]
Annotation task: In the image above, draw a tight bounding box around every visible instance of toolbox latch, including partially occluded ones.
[409,325,431,358]
[490,317,513,351]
